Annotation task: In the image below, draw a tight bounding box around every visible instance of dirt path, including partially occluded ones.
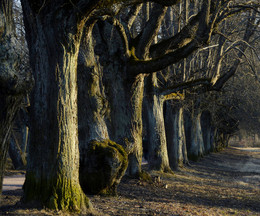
[2,175,25,192]
[0,147,259,215]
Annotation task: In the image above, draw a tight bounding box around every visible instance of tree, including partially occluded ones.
[0,0,32,197]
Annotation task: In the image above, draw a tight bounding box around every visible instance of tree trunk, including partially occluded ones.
[187,109,205,161]
[78,25,109,146]
[92,21,144,176]
[201,111,212,154]
[210,127,217,151]
[143,74,171,172]
[8,107,29,170]
[107,71,144,176]
[78,25,112,187]
[165,102,188,170]
[21,2,90,211]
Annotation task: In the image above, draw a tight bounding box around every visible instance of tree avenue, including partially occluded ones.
[20,0,185,211]
[0,0,259,213]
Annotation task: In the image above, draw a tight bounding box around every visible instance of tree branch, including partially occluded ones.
[125,4,143,29]
[128,39,200,75]
[149,11,202,58]
[160,78,212,98]
[105,17,131,57]
[135,4,167,59]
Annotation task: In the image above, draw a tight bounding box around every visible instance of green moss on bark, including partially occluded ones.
[23,171,92,213]
[80,139,128,196]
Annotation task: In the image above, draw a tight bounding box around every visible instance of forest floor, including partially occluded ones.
[0,146,259,216]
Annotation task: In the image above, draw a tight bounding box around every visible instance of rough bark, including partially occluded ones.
[165,103,188,170]
[89,20,144,176]
[78,25,109,146]
[188,109,205,161]
[21,1,92,211]
[79,140,128,196]
[143,74,171,172]
[78,26,109,185]
[106,66,144,176]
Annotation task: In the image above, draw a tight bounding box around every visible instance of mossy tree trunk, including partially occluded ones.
[21,1,95,212]
[78,25,109,146]
[0,0,31,197]
[86,20,145,176]
[78,24,111,186]
[165,103,188,170]
[104,56,145,176]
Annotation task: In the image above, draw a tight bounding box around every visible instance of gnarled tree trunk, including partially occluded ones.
[91,21,144,176]
[21,1,91,211]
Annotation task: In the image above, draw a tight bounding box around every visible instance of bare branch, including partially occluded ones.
[135,4,167,59]
[161,78,212,97]
[105,17,131,57]
[125,4,143,29]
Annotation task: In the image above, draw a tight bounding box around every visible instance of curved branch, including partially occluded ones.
[160,78,212,98]
[149,11,202,57]
[125,4,143,29]
[128,40,199,75]
[135,4,167,58]
[211,60,240,91]
[106,17,131,57]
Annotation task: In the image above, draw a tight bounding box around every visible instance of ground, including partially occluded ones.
[0,147,259,215]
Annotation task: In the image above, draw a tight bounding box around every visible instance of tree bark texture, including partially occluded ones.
[21,1,91,211]
[165,102,188,170]
[143,74,171,172]
[78,25,114,189]
[78,25,109,146]
[188,109,205,161]
[90,21,145,176]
